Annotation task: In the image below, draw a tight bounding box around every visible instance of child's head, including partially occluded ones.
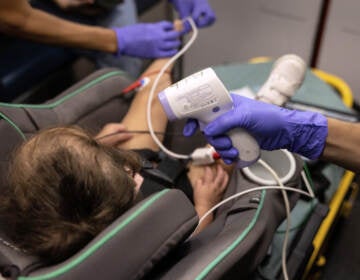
[0,126,141,263]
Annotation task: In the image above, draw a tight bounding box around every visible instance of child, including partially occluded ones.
[0,57,231,264]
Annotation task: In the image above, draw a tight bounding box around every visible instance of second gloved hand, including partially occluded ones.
[184,94,328,163]
[113,21,181,59]
[170,0,216,28]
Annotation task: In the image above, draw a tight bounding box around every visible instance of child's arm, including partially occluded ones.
[94,59,173,148]
[95,123,134,146]
[96,20,184,151]
[116,58,173,151]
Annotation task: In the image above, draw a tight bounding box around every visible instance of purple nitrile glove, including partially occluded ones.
[113,21,181,59]
[183,94,328,163]
[169,0,216,28]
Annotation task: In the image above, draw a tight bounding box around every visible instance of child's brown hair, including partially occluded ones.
[0,126,141,263]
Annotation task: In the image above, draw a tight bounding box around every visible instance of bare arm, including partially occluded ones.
[94,59,172,150]
[0,0,117,53]
[321,118,360,172]
[117,58,173,151]
[116,20,183,151]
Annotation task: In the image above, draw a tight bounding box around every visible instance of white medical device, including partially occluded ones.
[158,67,260,168]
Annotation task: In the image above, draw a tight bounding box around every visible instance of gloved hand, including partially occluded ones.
[113,21,181,59]
[169,0,216,28]
[183,94,328,163]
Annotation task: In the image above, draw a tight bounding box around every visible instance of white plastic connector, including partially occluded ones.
[190,146,216,165]
[139,77,150,90]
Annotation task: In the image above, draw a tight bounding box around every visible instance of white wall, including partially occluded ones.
[183,0,323,75]
[317,0,360,102]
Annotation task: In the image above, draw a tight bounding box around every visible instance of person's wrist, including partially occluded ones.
[111,27,125,55]
[195,204,212,217]
[88,26,118,53]
[291,111,328,159]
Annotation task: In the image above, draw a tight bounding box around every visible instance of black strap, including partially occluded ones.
[285,202,329,280]
[156,151,189,184]
[134,149,189,187]
[134,149,193,201]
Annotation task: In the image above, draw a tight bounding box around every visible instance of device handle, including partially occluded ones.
[227,128,260,168]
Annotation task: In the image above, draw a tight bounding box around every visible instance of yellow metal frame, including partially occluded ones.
[303,171,355,279]
[311,68,354,108]
[248,56,272,64]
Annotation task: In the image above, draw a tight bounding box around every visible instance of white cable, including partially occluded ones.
[196,185,312,228]
[258,159,291,280]
[193,159,314,280]
[146,17,198,160]
[242,149,296,185]
[301,170,315,198]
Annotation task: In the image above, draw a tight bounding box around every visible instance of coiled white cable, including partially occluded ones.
[146,17,198,160]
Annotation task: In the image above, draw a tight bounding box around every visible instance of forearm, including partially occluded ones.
[115,20,183,151]
[321,118,360,172]
[0,0,117,53]
[118,59,173,151]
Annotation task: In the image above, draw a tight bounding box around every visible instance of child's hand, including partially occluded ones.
[192,164,229,216]
[95,123,133,146]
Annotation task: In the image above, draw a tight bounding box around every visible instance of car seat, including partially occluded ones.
[0,35,76,102]
[0,68,307,279]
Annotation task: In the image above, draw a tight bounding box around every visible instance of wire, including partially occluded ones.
[196,186,302,280]
[94,130,184,141]
[301,170,315,198]
[196,185,312,229]
[258,159,291,280]
[193,159,315,280]
[242,149,296,185]
[146,17,198,160]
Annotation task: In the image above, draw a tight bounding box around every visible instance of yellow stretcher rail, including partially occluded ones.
[311,68,354,108]
[303,171,355,279]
